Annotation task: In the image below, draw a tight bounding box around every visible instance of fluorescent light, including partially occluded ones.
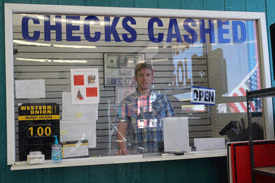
[180,99,191,101]
[16,58,52,62]
[172,45,187,49]
[13,40,96,49]
[52,17,105,26]
[147,47,159,49]
[152,58,169,62]
[53,60,87,63]
[52,44,96,49]
[15,58,87,63]
[20,14,50,21]
[181,105,195,108]
[13,40,51,47]
[35,15,50,21]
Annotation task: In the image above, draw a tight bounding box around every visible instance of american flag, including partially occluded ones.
[218,21,261,113]
[227,63,261,113]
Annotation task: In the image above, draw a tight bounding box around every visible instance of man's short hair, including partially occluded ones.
[135,62,154,77]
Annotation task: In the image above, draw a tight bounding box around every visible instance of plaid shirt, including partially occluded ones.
[117,90,175,153]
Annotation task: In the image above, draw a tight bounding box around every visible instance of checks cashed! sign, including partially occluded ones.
[191,86,215,106]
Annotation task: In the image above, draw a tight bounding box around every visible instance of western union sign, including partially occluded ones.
[18,103,59,121]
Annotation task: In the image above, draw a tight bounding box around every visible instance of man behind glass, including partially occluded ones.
[116,62,175,155]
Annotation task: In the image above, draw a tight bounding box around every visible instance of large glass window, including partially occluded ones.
[6,4,271,167]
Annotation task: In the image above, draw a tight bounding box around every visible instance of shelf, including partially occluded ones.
[246,87,275,183]
[247,87,275,100]
[254,166,275,177]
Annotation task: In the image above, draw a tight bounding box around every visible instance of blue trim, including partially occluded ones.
[190,102,215,106]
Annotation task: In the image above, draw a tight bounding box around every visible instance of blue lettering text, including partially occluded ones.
[105,17,121,42]
[148,18,164,43]
[218,20,230,43]
[22,16,40,41]
[232,21,246,43]
[166,19,182,43]
[200,20,215,43]
[66,16,81,41]
[122,17,137,43]
[44,15,62,41]
[183,19,197,44]
[84,16,101,42]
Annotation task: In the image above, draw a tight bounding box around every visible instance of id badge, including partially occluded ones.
[148,119,158,127]
[137,119,147,128]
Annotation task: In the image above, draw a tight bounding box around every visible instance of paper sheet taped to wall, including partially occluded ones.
[15,79,45,99]
[163,117,191,152]
[62,92,98,121]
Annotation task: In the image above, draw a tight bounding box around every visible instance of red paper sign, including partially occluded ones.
[86,87,98,97]
[74,75,84,85]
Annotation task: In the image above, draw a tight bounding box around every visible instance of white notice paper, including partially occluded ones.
[194,138,226,151]
[62,92,98,121]
[15,79,45,99]
[163,117,191,152]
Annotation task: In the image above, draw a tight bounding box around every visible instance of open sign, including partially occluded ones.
[191,86,215,106]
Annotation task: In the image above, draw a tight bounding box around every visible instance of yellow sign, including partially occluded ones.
[18,115,60,121]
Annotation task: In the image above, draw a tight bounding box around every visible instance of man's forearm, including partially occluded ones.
[117,133,126,149]
[117,121,128,150]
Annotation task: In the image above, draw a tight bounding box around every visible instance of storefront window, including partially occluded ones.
[6,4,271,167]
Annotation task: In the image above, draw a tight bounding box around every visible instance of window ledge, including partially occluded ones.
[10,149,226,171]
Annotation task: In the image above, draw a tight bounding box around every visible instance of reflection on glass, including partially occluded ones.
[218,101,262,113]
[213,20,261,113]
[13,12,262,161]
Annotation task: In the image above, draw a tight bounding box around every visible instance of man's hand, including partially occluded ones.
[116,148,129,155]
[117,121,128,155]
